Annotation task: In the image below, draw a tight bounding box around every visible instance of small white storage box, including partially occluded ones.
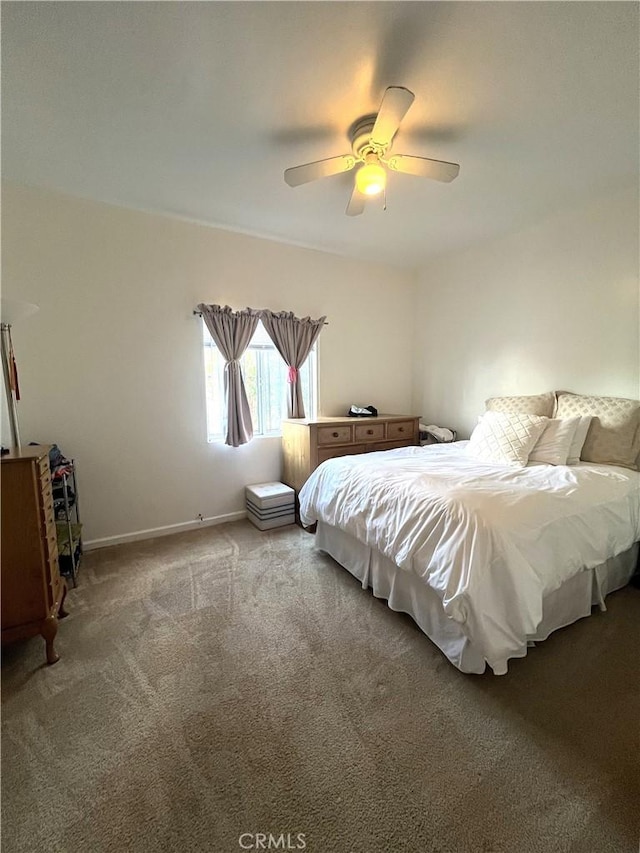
[246,482,295,530]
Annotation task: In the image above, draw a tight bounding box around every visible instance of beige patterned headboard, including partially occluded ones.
[484,390,640,470]
[485,392,555,418]
[555,392,640,471]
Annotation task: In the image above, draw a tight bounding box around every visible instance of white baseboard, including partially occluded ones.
[83,511,247,551]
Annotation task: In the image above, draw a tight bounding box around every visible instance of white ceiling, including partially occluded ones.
[3,2,638,269]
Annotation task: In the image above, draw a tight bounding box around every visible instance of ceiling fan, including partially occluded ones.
[283,86,460,216]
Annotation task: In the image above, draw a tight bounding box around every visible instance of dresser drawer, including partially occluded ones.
[317,425,352,446]
[39,489,55,522]
[49,550,61,581]
[38,469,53,500]
[38,463,52,489]
[44,525,59,561]
[387,420,415,441]
[49,555,61,586]
[354,422,385,442]
[317,445,366,465]
[372,439,414,452]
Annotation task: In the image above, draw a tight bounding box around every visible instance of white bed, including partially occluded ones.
[299,442,640,674]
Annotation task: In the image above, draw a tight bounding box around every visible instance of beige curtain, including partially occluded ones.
[198,304,259,446]
[260,310,326,418]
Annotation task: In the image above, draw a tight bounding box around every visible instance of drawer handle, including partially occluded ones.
[367,429,373,435]
[398,427,404,433]
[332,432,339,438]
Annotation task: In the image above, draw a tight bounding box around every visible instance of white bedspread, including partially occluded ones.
[299,443,640,674]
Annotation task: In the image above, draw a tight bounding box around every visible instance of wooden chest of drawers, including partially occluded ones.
[282,414,420,493]
[1,445,68,664]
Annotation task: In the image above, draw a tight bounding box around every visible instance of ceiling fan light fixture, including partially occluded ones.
[283,86,460,216]
[356,155,386,196]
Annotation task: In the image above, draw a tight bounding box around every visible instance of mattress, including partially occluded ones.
[316,520,637,674]
[299,442,640,674]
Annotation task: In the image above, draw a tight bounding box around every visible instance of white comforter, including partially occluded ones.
[299,443,640,673]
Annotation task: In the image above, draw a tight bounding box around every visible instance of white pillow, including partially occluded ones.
[529,417,581,465]
[566,415,593,465]
[467,411,548,467]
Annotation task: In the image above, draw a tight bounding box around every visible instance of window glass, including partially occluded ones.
[203,320,317,441]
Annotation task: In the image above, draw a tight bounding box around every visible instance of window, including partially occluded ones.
[203,320,317,441]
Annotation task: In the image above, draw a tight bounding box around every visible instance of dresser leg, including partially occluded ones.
[58,580,69,619]
[42,616,60,665]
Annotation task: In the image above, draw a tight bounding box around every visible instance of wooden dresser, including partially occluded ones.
[282,414,420,493]
[1,445,68,664]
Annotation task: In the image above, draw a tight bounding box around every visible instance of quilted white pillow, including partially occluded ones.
[467,411,548,467]
[566,415,592,465]
[529,417,581,465]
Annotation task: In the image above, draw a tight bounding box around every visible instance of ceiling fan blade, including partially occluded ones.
[387,154,460,182]
[346,186,366,217]
[370,87,415,148]
[284,154,355,187]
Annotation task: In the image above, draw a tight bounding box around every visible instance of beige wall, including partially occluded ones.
[1,184,415,544]
[6,182,637,548]
[412,188,640,437]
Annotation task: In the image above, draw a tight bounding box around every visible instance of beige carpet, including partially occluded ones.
[2,520,638,853]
